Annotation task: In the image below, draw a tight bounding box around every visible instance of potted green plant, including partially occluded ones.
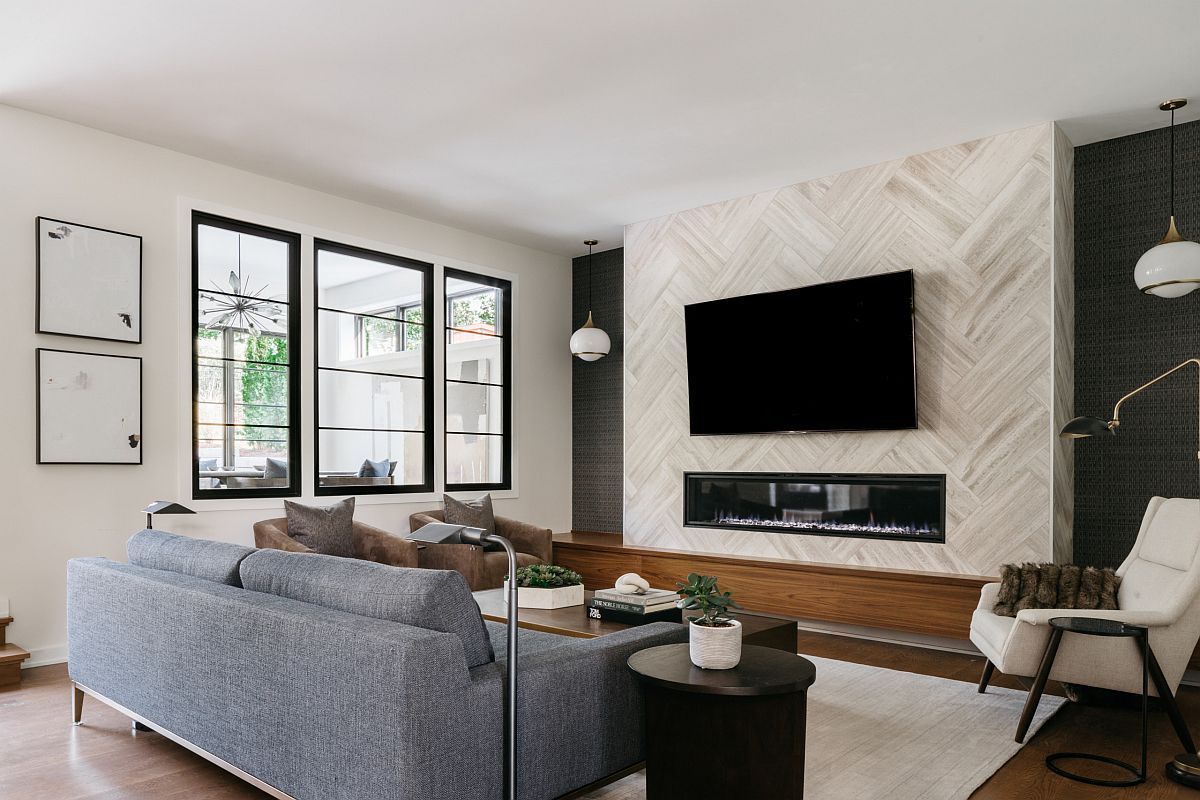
[676,573,742,669]
[504,564,585,609]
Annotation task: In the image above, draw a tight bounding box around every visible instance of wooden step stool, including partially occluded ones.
[0,617,31,687]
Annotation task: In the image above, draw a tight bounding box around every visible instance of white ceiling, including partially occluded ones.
[2,1,1198,257]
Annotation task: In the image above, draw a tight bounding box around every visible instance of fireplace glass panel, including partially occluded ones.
[684,472,945,544]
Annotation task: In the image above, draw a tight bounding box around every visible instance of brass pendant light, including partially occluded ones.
[1134,99,1200,298]
[570,240,611,361]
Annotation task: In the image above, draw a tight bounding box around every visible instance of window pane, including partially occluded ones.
[316,309,424,376]
[315,241,432,494]
[318,370,424,431]
[197,224,290,302]
[447,279,502,336]
[197,361,224,403]
[194,214,296,497]
[445,433,503,485]
[318,430,425,487]
[446,336,503,384]
[446,382,504,434]
[316,248,424,302]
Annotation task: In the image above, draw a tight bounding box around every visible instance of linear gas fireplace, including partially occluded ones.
[684,472,945,544]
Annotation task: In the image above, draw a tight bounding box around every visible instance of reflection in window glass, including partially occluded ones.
[314,241,433,493]
[192,213,299,497]
[445,269,511,490]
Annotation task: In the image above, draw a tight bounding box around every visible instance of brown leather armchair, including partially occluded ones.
[408,510,553,590]
[253,517,419,568]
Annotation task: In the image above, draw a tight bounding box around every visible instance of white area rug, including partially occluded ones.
[582,655,1066,800]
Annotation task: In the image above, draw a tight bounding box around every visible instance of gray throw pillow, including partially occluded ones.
[198,457,218,472]
[443,493,500,551]
[358,458,391,478]
[264,457,289,479]
[284,497,355,557]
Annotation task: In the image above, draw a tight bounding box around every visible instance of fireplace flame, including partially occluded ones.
[709,511,938,538]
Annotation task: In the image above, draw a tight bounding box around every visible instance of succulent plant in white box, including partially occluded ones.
[504,564,585,609]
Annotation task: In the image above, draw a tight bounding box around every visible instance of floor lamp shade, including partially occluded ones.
[1059,416,1116,439]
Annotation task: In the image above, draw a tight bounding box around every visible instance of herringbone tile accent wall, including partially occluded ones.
[624,123,1072,576]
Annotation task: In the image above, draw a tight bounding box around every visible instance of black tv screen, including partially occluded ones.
[684,270,917,435]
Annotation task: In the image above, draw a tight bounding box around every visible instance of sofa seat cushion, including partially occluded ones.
[240,548,494,667]
[127,528,255,587]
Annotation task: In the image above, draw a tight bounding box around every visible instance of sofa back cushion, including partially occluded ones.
[127,528,255,587]
[239,548,494,668]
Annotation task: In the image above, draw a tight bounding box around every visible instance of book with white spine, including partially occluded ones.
[593,587,679,606]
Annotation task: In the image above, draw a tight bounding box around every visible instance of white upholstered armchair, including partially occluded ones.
[971,496,1200,743]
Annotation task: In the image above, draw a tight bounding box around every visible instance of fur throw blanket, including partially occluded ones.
[992,563,1120,618]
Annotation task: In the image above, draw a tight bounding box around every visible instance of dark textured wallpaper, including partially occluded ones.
[1074,118,1200,567]
[572,246,624,532]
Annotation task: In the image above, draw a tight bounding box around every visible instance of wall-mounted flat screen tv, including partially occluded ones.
[684,269,917,435]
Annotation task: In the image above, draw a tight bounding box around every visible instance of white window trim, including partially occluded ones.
[176,197,520,511]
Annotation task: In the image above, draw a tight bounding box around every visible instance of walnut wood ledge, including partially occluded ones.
[553,531,994,640]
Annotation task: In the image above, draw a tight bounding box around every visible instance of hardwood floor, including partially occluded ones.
[2,633,1196,799]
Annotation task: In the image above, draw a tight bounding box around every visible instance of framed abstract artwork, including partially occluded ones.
[36,217,142,343]
[37,348,143,465]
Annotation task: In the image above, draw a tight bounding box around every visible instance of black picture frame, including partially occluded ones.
[36,216,143,344]
[36,348,143,465]
[312,238,436,496]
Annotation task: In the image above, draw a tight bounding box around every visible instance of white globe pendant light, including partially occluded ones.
[1135,99,1200,298]
[570,240,611,361]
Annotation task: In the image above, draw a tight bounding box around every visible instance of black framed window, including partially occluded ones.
[315,240,434,494]
[445,268,511,490]
[192,212,301,498]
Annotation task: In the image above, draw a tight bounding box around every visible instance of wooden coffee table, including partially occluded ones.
[472,588,797,652]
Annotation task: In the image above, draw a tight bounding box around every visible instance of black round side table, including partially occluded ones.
[628,644,816,799]
[1041,617,1149,787]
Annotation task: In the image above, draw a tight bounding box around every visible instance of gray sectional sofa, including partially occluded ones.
[66,529,685,800]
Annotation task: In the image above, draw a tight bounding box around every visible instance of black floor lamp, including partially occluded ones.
[141,501,195,529]
[1060,357,1200,786]
[407,524,519,800]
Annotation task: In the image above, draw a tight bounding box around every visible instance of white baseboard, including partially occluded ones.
[23,643,67,669]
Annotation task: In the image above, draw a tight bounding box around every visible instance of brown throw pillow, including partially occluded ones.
[284,498,355,558]
[443,493,499,551]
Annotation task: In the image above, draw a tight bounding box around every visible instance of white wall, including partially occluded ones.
[0,105,572,665]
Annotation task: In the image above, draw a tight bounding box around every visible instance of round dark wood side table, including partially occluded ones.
[627,644,816,799]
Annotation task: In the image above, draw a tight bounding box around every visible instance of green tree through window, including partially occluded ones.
[241,334,288,441]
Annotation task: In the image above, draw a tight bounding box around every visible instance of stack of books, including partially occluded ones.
[587,587,683,625]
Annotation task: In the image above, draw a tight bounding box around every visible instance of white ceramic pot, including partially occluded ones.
[688,618,742,669]
[501,581,585,609]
